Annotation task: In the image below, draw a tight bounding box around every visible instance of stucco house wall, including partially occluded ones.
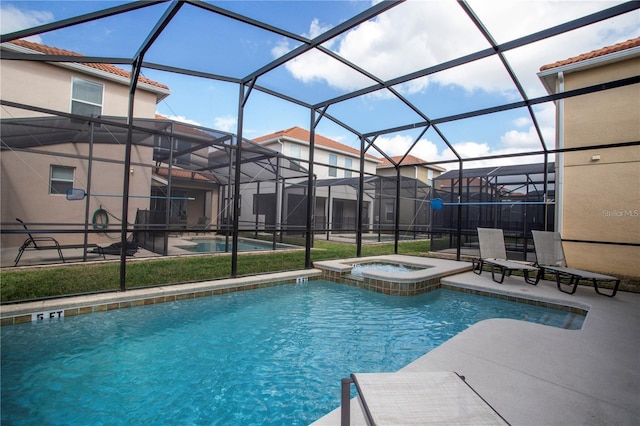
[1,41,175,250]
[539,42,640,279]
[0,55,160,119]
[1,143,153,246]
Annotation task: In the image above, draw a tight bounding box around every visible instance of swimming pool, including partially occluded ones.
[177,237,297,253]
[1,281,584,425]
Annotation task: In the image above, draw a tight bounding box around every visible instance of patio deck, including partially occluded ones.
[313,270,640,425]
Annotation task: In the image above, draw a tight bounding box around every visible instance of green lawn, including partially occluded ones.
[0,239,430,303]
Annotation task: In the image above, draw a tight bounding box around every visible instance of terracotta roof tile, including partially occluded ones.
[154,167,215,182]
[378,154,425,167]
[8,39,169,90]
[377,154,445,171]
[253,126,379,160]
[155,114,215,139]
[540,37,640,71]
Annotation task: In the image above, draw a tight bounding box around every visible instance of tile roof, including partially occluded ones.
[155,114,216,139]
[378,154,426,167]
[253,126,379,160]
[540,37,640,71]
[7,39,169,90]
[154,167,215,182]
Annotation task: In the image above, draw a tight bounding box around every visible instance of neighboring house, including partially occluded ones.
[375,155,445,232]
[538,37,640,279]
[0,40,218,251]
[249,127,380,233]
[376,154,445,186]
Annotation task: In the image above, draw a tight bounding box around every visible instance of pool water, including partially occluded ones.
[350,262,421,276]
[182,238,293,253]
[1,282,584,425]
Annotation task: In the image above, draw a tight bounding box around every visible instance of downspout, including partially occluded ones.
[556,71,565,233]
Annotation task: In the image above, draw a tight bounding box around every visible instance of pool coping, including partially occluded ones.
[315,255,472,295]
[0,269,322,326]
[1,255,589,325]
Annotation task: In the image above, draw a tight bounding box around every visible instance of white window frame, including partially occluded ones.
[70,77,104,116]
[49,165,75,196]
[344,157,353,178]
[385,202,394,221]
[290,145,302,171]
[328,154,338,177]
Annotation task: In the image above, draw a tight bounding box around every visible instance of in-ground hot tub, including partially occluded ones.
[313,255,473,295]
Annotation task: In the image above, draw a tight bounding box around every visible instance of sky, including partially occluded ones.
[2,0,638,170]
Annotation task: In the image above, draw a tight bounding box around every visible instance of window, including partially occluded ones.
[344,158,353,178]
[50,165,75,195]
[71,77,103,116]
[385,202,394,221]
[290,145,301,171]
[328,154,337,177]
[427,169,434,185]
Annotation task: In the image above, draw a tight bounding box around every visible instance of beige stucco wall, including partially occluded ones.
[1,143,154,246]
[377,166,441,185]
[559,57,640,278]
[0,60,159,118]
[1,58,161,248]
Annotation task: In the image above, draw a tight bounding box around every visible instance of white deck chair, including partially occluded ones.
[474,228,540,284]
[341,372,509,426]
[531,230,620,297]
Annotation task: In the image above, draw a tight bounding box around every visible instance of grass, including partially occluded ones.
[0,238,430,303]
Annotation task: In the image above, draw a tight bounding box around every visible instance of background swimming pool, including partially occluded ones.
[181,238,295,253]
[1,281,584,425]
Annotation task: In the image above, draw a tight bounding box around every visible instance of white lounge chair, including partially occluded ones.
[474,228,540,284]
[531,230,620,297]
[341,372,509,425]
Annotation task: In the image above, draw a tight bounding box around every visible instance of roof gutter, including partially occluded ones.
[537,45,640,95]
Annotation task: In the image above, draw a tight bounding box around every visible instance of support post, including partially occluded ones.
[305,111,316,269]
[394,167,401,254]
[82,121,95,262]
[341,378,352,426]
[356,136,365,257]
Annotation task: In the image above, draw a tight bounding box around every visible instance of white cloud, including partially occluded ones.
[372,103,559,170]
[160,114,201,126]
[276,0,637,99]
[0,4,54,43]
[213,115,237,132]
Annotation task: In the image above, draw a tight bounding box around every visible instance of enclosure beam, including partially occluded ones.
[356,136,365,257]
[231,83,247,276]
[394,167,401,254]
[305,110,318,269]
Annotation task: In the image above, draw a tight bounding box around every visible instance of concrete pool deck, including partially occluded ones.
[314,270,640,425]
[1,255,638,424]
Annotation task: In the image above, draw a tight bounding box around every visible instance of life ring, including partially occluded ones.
[92,208,109,230]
